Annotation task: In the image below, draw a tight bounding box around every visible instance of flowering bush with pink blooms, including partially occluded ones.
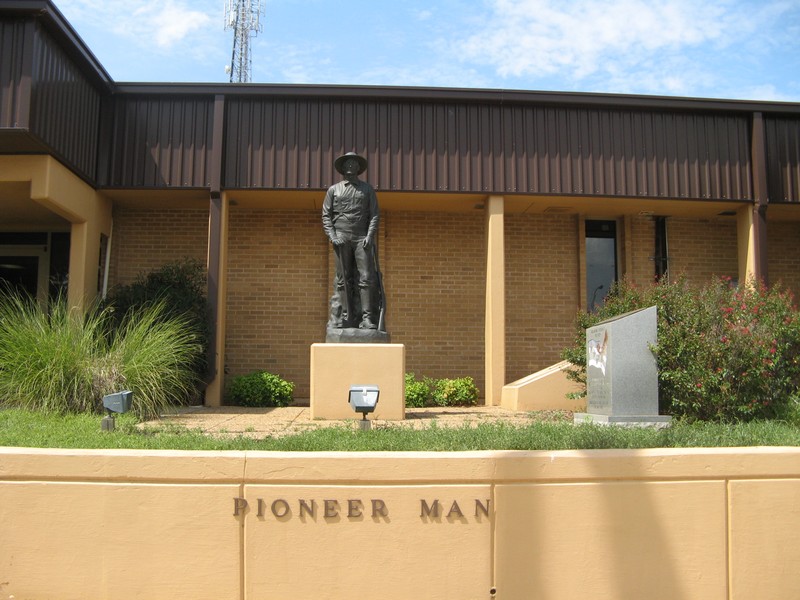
[562,276,800,422]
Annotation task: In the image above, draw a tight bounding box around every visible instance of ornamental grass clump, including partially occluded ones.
[0,293,102,413]
[562,276,800,423]
[0,292,201,418]
[103,258,211,382]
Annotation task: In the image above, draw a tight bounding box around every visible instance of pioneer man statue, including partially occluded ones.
[322,152,385,331]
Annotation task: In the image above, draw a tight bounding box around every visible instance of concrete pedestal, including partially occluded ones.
[310,343,405,420]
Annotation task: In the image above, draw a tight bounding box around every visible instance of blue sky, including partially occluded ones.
[54,0,800,101]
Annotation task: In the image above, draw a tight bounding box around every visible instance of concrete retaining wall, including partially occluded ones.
[1,446,798,599]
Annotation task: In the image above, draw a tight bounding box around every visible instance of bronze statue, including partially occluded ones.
[322,152,385,332]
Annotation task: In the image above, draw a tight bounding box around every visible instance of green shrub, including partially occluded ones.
[561,276,800,422]
[0,293,200,418]
[404,373,480,407]
[405,372,430,407]
[430,376,479,407]
[104,258,210,382]
[226,371,294,407]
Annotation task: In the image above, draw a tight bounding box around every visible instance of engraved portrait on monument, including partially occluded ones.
[322,152,388,342]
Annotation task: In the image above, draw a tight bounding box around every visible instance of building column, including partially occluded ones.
[67,220,100,308]
[204,192,230,407]
[484,195,505,406]
[17,156,112,308]
[204,94,228,407]
[739,111,769,286]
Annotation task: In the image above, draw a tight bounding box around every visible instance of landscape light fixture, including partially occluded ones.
[101,390,133,432]
[348,385,379,430]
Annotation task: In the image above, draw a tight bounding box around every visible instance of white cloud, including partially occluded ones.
[452,0,782,93]
[253,40,334,84]
[357,64,491,89]
[734,84,795,102]
[122,1,213,48]
[58,0,214,50]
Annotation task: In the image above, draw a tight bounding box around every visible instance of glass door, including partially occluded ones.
[585,220,618,311]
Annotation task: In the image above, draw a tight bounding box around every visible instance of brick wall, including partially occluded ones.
[768,221,800,296]
[628,215,657,286]
[505,213,579,383]
[225,209,329,398]
[665,217,738,283]
[108,207,208,287]
[383,211,486,393]
[108,205,751,404]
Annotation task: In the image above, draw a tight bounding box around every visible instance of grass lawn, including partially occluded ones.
[1,408,800,451]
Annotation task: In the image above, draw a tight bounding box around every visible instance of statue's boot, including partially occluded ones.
[359,289,378,329]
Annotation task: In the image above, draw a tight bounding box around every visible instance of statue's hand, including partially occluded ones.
[362,235,372,249]
[332,236,345,246]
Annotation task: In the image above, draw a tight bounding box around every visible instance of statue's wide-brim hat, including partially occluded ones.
[334,152,368,175]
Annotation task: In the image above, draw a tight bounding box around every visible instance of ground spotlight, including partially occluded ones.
[348,385,379,430]
[101,391,132,432]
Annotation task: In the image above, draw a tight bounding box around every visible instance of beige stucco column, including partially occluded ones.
[204,192,230,407]
[737,204,768,286]
[0,155,112,308]
[739,111,769,286]
[484,195,505,406]
[737,207,754,285]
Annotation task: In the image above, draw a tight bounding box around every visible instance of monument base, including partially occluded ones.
[325,327,391,343]
[574,413,672,428]
[310,343,405,420]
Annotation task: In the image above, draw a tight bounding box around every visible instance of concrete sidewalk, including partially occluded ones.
[147,403,572,439]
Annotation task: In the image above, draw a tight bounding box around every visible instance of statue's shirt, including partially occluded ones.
[322,179,379,238]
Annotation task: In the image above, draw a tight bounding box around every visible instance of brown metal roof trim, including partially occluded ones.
[765,115,800,203]
[113,82,800,116]
[0,0,112,91]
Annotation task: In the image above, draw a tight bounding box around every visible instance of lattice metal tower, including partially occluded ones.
[224,0,263,83]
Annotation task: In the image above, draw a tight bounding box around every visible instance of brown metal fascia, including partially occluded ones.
[110,82,800,116]
[1,0,114,92]
[13,19,34,128]
[209,94,225,193]
[3,0,798,116]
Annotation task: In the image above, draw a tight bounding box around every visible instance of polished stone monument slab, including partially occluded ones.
[574,306,670,427]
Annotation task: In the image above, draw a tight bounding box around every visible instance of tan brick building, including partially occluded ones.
[1,1,799,404]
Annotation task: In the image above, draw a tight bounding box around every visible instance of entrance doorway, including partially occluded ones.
[0,246,49,304]
[0,255,42,298]
[0,232,69,305]
[585,220,618,311]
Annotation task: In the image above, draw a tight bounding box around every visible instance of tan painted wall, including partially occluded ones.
[0,155,112,307]
[1,447,799,600]
[310,343,405,419]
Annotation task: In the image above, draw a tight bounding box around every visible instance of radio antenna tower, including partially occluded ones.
[224,0,263,83]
